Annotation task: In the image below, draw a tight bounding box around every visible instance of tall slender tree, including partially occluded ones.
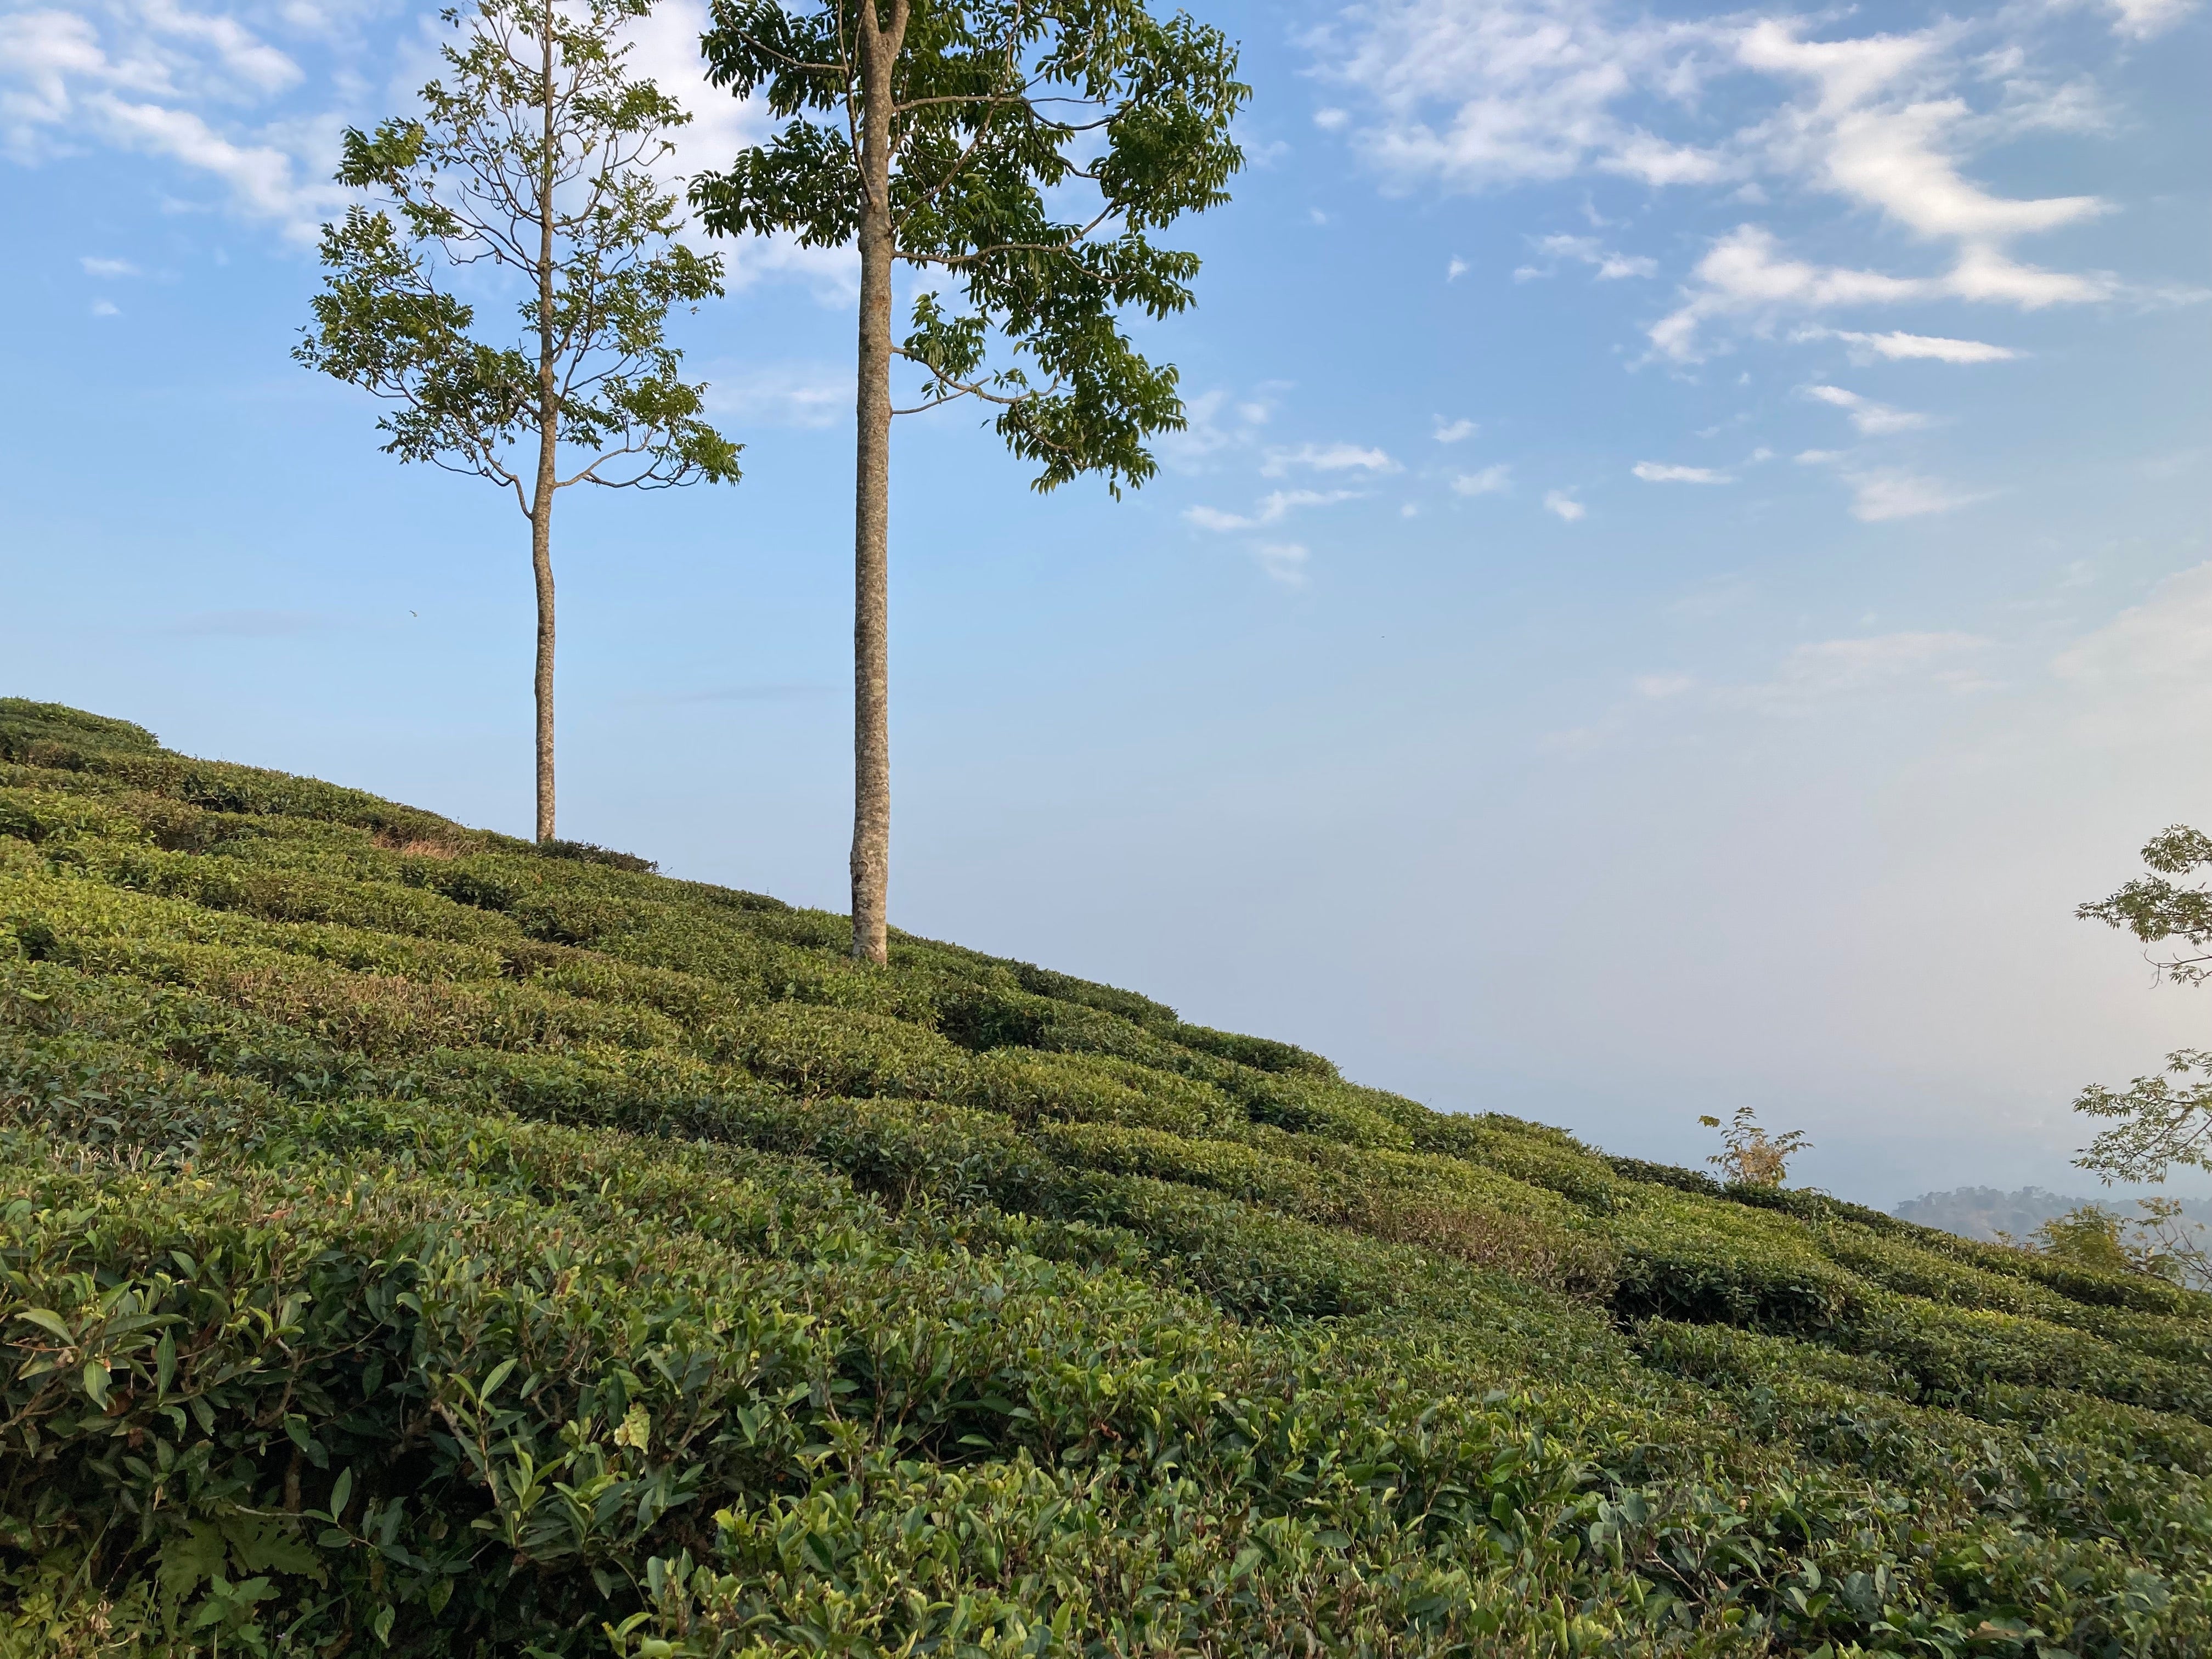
[692,0,1245,962]
[298,0,740,843]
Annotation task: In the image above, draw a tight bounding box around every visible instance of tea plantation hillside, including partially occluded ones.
[5,698,2211,1657]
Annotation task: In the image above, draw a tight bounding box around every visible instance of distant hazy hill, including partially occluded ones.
[1895,1184,2212,1242]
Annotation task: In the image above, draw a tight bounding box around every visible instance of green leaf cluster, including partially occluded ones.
[692,0,1247,493]
[296,0,739,508]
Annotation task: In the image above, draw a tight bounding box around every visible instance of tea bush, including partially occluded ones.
[4,699,2212,1657]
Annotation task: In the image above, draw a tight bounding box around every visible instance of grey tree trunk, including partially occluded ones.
[848,1,907,964]
[531,0,559,845]
[529,481,556,844]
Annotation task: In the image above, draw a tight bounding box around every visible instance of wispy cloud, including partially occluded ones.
[1,2,340,237]
[1307,0,2150,366]
[1795,326,2020,364]
[1544,489,1585,522]
[1650,228,2109,362]
[81,255,140,278]
[1632,461,1730,483]
[1261,442,1400,478]
[2107,0,2199,38]
[1517,233,1657,283]
[1803,383,1931,435]
[1158,384,1287,473]
[1844,469,1991,522]
[1184,487,1360,533]
[1451,464,1511,496]
[1433,417,1477,443]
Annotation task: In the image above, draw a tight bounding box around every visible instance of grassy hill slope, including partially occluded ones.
[3,698,2208,1657]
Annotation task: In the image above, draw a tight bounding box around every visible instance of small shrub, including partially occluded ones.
[1698,1104,1810,1187]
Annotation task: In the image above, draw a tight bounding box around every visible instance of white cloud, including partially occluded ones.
[2105,0,2199,38]
[1795,326,2019,363]
[1314,106,1350,131]
[1261,442,1399,477]
[1632,461,1730,483]
[1184,505,1250,532]
[1160,386,1282,473]
[616,0,862,300]
[1434,416,1477,443]
[0,0,867,266]
[1451,464,1511,495]
[1795,448,1845,465]
[1633,672,1696,698]
[90,298,120,315]
[81,255,140,277]
[1252,542,1311,586]
[1649,226,2107,362]
[1530,232,1656,280]
[99,95,332,230]
[1186,487,1361,532]
[1308,4,2141,363]
[0,2,341,234]
[134,0,301,95]
[1737,24,2106,238]
[720,232,859,299]
[1844,469,1990,521]
[1803,383,1930,435]
[1307,0,1734,190]
[1544,489,1585,521]
[1446,256,1469,280]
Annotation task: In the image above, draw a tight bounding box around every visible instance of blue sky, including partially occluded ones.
[4,0,2208,1206]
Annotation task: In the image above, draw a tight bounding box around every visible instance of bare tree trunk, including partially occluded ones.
[531,0,559,845]
[848,1,909,964]
[530,478,556,843]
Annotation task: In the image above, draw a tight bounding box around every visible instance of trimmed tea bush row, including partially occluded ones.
[8,699,2212,1655]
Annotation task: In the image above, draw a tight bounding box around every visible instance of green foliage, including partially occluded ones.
[2073,827,2212,1187]
[692,0,1248,493]
[2029,1205,2154,1277]
[7,706,2212,1655]
[0,699,160,757]
[298,0,737,502]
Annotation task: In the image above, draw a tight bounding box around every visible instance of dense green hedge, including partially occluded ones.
[5,700,2212,1656]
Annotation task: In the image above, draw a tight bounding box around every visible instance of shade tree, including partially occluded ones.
[298,0,740,843]
[691,0,1246,962]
